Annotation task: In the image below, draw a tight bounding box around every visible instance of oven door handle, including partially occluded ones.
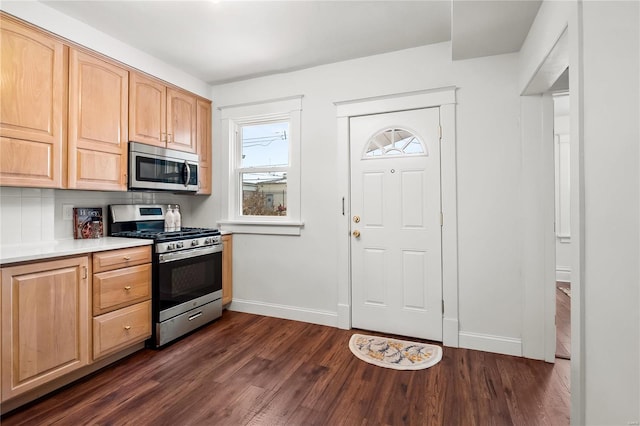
[158,245,222,263]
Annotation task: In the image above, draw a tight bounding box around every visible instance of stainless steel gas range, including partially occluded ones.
[109,204,222,347]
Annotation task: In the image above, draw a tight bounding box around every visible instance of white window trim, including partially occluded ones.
[219,96,303,235]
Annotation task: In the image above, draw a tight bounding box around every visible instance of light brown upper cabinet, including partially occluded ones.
[68,49,129,191]
[129,72,197,154]
[0,14,67,188]
[196,99,212,194]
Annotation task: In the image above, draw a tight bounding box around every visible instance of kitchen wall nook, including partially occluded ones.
[0,12,212,195]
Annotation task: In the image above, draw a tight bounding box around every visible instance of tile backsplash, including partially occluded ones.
[0,187,196,245]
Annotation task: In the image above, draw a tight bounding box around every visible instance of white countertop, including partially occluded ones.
[0,237,153,266]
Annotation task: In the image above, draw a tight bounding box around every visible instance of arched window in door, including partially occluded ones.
[363,128,427,158]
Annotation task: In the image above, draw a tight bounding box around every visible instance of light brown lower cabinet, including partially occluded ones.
[92,246,152,360]
[0,246,152,411]
[222,234,233,306]
[1,256,90,402]
[93,300,151,360]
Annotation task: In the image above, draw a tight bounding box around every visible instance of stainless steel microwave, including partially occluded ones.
[128,142,199,193]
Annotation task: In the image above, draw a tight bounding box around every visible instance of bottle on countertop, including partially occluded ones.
[174,204,181,232]
[164,205,175,232]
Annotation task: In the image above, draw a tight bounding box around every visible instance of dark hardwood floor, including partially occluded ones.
[2,311,570,425]
[556,282,571,360]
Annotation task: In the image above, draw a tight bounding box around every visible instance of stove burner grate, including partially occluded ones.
[112,227,220,242]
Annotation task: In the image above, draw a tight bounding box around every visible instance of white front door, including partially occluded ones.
[350,108,442,341]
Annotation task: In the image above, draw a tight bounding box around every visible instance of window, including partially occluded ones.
[364,128,426,158]
[219,96,303,235]
[240,121,289,216]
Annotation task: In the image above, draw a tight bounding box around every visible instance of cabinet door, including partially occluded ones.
[196,99,212,194]
[0,15,67,188]
[1,256,90,401]
[167,88,197,153]
[222,234,233,305]
[68,49,128,190]
[129,72,166,148]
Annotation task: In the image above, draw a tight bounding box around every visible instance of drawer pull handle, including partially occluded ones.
[188,312,203,321]
[124,325,131,331]
[123,256,131,260]
[124,286,132,291]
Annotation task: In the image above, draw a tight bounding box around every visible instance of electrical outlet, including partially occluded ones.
[63,204,74,220]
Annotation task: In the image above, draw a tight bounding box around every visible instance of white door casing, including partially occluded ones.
[350,108,443,341]
[335,87,458,348]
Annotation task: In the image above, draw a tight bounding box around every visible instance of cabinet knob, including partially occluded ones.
[124,286,132,291]
[123,256,131,260]
[352,230,361,238]
[124,325,131,331]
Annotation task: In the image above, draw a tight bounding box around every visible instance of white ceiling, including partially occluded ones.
[452,0,542,60]
[38,0,541,86]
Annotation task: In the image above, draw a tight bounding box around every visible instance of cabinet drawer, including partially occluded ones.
[93,300,151,360]
[93,264,151,315]
[93,246,151,273]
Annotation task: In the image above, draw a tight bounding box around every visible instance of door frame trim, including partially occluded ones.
[334,86,459,347]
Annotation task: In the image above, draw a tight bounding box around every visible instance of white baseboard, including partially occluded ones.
[228,298,338,328]
[556,267,572,283]
[458,331,522,357]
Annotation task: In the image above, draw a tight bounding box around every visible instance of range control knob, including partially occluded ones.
[191,239,199,247]
[176,242,184,249]
[204,237,212,245]
[167,243,176,251]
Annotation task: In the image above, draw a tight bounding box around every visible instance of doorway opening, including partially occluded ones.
[552,90,571,360]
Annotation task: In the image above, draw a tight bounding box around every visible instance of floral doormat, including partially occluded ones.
[349,334,442,370]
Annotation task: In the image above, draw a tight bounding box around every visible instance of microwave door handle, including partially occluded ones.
[183,161,191,187]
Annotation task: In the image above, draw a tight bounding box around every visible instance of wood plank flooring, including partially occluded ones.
[1,311,570,425]
[556,282,571,360]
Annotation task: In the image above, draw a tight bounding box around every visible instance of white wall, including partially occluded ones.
[581,2,639,424]
[192,42,526,354]
[0,187,198,244]
[518,0,572,95]
[519,0,640,423]
[519,94,556,361]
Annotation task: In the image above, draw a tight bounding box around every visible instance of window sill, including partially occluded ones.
[218,220,304,236]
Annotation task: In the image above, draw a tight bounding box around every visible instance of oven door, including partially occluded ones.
[129,142,199,192]
[156,245,222,321]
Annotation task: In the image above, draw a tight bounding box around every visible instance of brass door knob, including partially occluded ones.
[352,230,361,238]
[353,215,360,223]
